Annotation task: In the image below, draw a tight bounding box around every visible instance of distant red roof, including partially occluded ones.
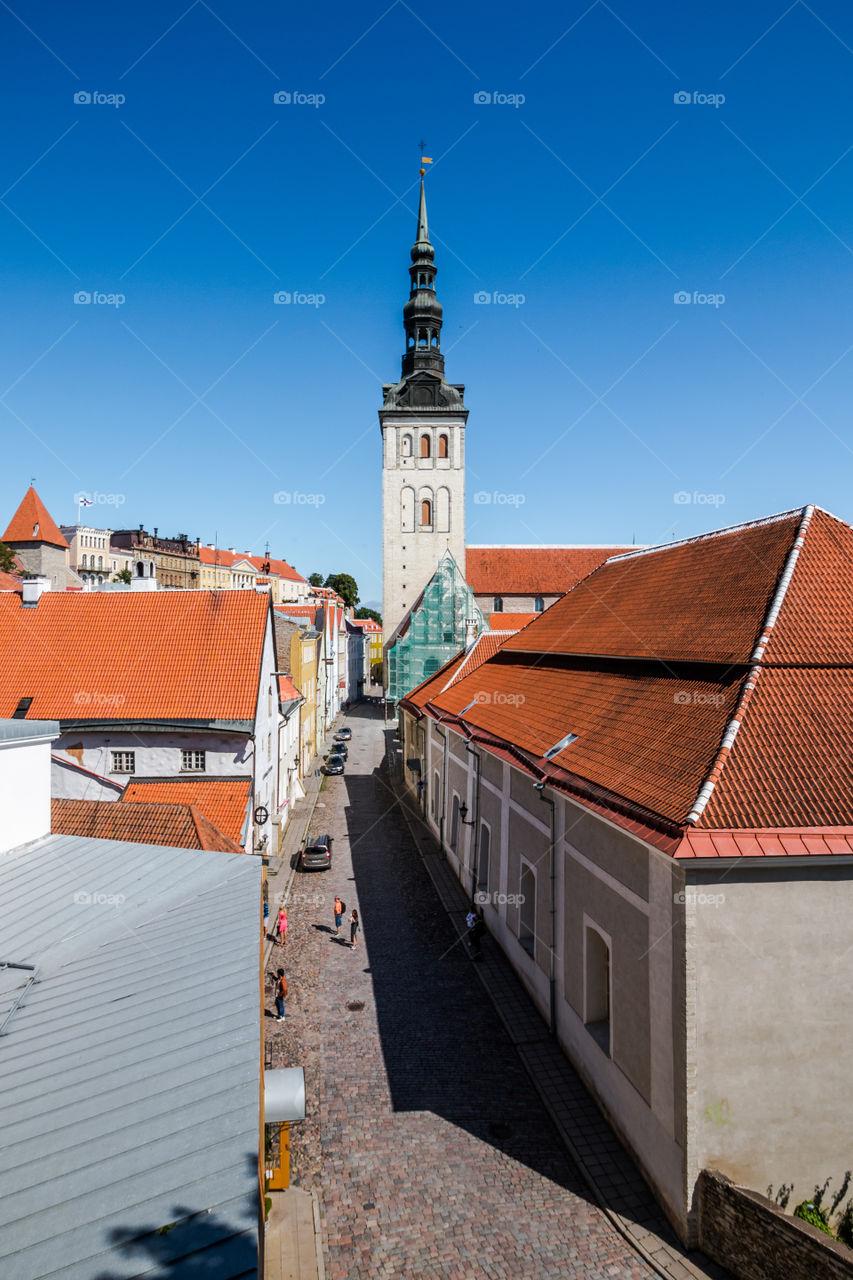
[466,546,631,595]
[0,591,269,721]
[120,777,253,848]
[198,545,306,582]
[414,507,853,850]
[278,674,301,703]
[52,797,243,853]
[489,612,537,630]
[0,570,22,593]
[3,487,68,549]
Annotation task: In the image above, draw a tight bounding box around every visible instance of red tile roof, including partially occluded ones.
[120,777,252,847]
[52,797,243,853]
[414,506,853,849]
[502,512,801,664]
[489,612,537,630]
[466,546,631,595]
[3,486,68,549]
[0,591,269,721]
[0,570,22,592]
[402,630,522,713]
[278,674,301,703]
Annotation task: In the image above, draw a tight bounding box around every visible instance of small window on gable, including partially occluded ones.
[420,434,431,458]
[438,434,449,458]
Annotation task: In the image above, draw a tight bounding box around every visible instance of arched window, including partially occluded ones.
[438,434,449,458]
[534,597,544,613]
[420,434,431,458]
[585,924,612,1055]
[401,487,415,533]
[136,561,145,577]
[80,554,87,568]
[97,555,103,569]
[401,434,412,457]
[431,334,439,347]
[421,498,432,527]
[493,597,503,613]
[436,487,450,533]
[417,328,428,346]
[407,334,415,348]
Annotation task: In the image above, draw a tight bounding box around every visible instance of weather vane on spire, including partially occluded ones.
[418,140,432,177]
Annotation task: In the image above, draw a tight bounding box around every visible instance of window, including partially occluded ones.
[493,597,503,613]
[111,751,136,774]
[181,750,206,772]
[477,822,491,892]
[401,434,412,458]
[438,434,449,459]
[420,498,432,527]
[450,794,460,850]
[432,769,441,819]
[534,597,544,613]
[585,925,611,1055]
[420,434,431,458]
[519,863,536,956]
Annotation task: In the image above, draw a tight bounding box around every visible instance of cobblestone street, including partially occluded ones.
[264,706,659,1279]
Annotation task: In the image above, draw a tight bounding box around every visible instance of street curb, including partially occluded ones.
[391,769,715,1280]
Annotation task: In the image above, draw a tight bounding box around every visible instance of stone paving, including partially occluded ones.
[264,706,672,1279]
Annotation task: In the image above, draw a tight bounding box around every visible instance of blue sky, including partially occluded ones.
[2,1,853,606]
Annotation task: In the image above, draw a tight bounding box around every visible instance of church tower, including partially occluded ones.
[380,176,468,645]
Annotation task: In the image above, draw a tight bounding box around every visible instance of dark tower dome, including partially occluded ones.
[401,177,445,378]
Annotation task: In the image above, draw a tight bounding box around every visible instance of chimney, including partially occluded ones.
[464,617,479,648]
[21,576,51,608]
[0,719,59,853]
[229,547,236,555]
[153,527,158,539]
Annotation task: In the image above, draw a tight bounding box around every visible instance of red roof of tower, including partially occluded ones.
[2,487,68,549]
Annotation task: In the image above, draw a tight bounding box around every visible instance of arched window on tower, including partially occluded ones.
[407,334,415,349]
[420,434,431,458]
[438,434,449,459]
[401,434,413,457]
[417,328,428,346]
[431,334,439,347]
[420,498,433,528]
[436,487,450,532]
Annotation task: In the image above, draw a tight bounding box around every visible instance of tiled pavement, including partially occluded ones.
[264,706,731,1280]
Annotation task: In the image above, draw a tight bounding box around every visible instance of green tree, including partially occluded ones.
[324,573,359,608]
[308,572,325,587]
[355,607,382,625]
[112,567,132,584]
[0,541,16,574]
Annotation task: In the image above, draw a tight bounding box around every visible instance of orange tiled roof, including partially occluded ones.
[676,827,853,859]
[120,777,252,847]
[3,486,68,549]
[418,506,853,846]
[501,512,801,664]
[0,570,22,592]
[278,674,301,703]
[489,612,537,630]
[466,546,631,595]
[402,630,521,712]
[51,797,243,853]
[0,591,269,721]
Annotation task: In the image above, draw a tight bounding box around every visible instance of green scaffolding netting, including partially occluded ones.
[386,552,486,706]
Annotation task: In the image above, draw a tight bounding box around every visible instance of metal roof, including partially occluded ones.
[0,833,261,1279]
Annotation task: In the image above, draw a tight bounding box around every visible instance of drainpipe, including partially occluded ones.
[464,741,481,902]
[433,716,448,859]
[535,781,557,1037]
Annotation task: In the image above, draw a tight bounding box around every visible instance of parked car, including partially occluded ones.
[336,727,352,740]
[330,742,348,759]
[325,755,345,775]
[299,834,333,871]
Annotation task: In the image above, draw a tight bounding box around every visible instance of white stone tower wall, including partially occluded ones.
[382,416,466,640]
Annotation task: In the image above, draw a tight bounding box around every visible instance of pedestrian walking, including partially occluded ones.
[350,908,359,950]
[274,969,287,1021]
[275,907,287,945]
[334,894,345,937]
[467,909,484,959]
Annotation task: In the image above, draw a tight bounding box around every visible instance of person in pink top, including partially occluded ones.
[275,907,287,946]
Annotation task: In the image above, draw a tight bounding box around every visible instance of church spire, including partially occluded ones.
[401,175,444,378]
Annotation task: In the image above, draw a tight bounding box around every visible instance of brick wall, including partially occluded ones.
[697,1169,853,1280]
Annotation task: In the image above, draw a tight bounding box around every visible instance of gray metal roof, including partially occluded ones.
[0,719,58,746]
[0,834,261,1279]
